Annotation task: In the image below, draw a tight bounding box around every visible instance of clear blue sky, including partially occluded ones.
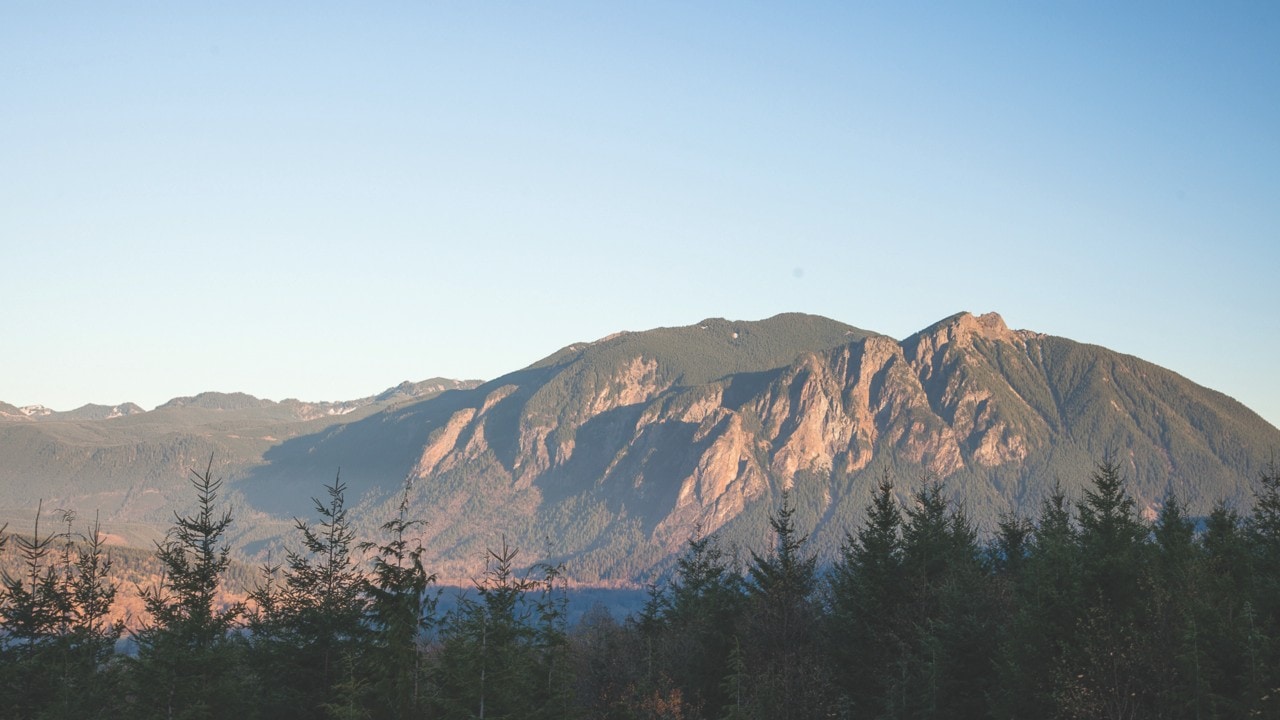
[3,2,1278,429]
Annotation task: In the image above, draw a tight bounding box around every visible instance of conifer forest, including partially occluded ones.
[3,458,1280,719]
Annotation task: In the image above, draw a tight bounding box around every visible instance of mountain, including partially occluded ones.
[0,378,480,545]
[234,311,1279,583]
[0,402,146,421]
[2,313,1277,585]
[0,402,27,421]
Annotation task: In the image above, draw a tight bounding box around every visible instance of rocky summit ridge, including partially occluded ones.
[2,312,1277,584]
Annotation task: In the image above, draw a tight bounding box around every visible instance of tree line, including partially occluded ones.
[1,456,1279,719]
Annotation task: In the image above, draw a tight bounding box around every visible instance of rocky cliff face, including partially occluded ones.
[319,311,1276,583]
[406,314,1045,524]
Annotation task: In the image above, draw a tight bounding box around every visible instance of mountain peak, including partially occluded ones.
[937,310,1010,336]
[157,392,271,411]
[373,378,479,403]
[65,403,146,420]
[903,310,1020,358]
[971,310,1009,333]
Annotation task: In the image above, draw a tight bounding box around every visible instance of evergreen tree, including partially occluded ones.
[827,473,904,715]
[1146,493,1210,719]
[624,582,686,718]
[0,506,124,719]
[568,603,636,720]
[57,512,125,719]
[662,530,744,718]
[357,489,436,720]
[128,457,248,720]
[991,512,1033,580]
[718,638,758,720]
[1198,502,1263,715]
[994,483,1081,719]
[1077,458,1148,610]
[891,480,994,719]
[0,501,64,655]
[0,503,69,718]
[1248,460,1280,575]
[741,490,827,719]
[1244,460,1280,713]
[435,538,572,720]
[1061,458,1153,719]
[529,559,575,719]
[247,474,368,719]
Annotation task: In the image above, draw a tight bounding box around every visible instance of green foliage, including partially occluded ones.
[0,501,64,651]
[569,603,637,719]
[246,473,369,719]
[994,483,1080,718]
[1059,458,1159,715]
[356,489,437,720]
[128,457,248,720]
[630,529,746,719]
[862,479,997,719]
[8,447,1280,718]
[1077,457,1149,609]
[527,313,871,390]
[827,472,904,714]
[745,491,818,631]
[1145,493,1215,718]
[435,539,573,720]
[1245,459,1280,709]
[718,638,757,720]
[0,504,124,719]
[740,491,828,720]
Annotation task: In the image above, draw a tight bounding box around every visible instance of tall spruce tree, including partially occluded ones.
[1244,460,1280,712]
[357,490,435,720]
[529,559,574,720]
[435,539,571,720]
[1199,502,1264,715]
[741,490,826,719]
[1077,458,1148,610]
[0,502,64,655]
[568,603,637,719]
[891,480,993,719]
[1147,493,1213,719]
[129,457,247,720]
[661,530,744,718]
[247,474,368,719]
[1063,458,1153,719]
[827,473,904,715]
[56,512,124,720]
[994,483,1081,719]
[0,504,69,718]
[623,582,688,718]
[991,512,1033,580]
[0,506,123,720]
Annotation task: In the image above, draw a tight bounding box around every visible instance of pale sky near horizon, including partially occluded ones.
[3,3,1278,429]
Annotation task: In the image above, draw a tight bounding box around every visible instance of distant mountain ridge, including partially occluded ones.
[0,401,146,422]
[1,378,479,421]
[1,313,1276,585]
[0,377,482,547]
